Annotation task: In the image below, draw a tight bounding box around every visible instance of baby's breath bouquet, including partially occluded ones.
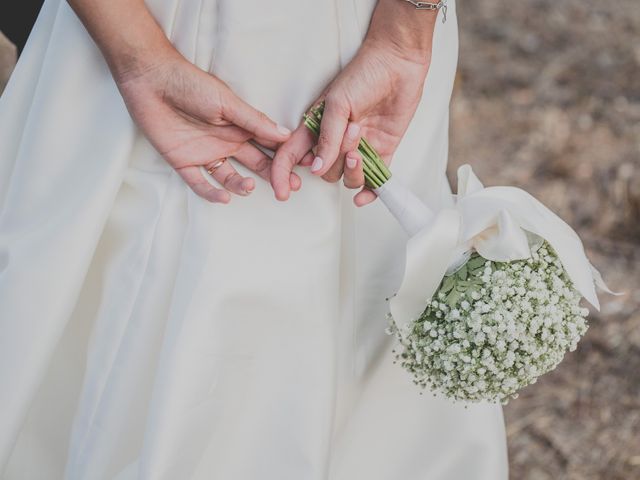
[385,244,589,403]
[304,103,613,404]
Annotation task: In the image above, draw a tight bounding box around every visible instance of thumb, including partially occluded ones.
[224,94,292,143]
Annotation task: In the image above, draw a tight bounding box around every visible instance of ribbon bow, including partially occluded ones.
[386,164,615,340]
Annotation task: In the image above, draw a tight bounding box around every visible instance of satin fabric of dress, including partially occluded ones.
[0,0,508,478]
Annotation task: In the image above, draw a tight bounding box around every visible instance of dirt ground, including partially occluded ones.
[450,0,640,478]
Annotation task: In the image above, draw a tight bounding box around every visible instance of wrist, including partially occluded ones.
[69,0,182,84]
[365,0,437,66]
[107,38,181,86]
[102,19,180,85]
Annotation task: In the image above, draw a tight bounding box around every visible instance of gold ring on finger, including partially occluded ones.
[206,158,228,175]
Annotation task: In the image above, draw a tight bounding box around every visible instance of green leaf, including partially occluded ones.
[446,290,461,308]
[458,264,468,281]
[441,275,456,293]
[467,256,486,271]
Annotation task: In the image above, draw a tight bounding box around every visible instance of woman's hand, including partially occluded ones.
[270,0,438,206]
[68,0,299,203]
[116,53,300,203]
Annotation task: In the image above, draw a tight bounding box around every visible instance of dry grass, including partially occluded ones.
[450,1,640,478]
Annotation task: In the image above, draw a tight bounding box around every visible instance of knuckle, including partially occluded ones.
[339,139,354,155]
[218,89,235,116]
[344,178,364,189]
[254,156,270,173]
[209,86,227,115]
[240,111,266,133]
[185,174,223,203]
[238,116,253,132]
[222,171,239,189]
[222,172,242,190]
[282,150,300,166]
[317,131,333,150]
[255,111,268,124]
[325,92,350,115]
[324,91,340,107]
[191,183,217,202]
[322,171,341,183]
[324,91,336,103]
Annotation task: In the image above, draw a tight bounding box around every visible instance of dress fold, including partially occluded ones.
[0,1,509,479]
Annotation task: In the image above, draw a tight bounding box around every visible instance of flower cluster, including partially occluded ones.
[385,243,590,404]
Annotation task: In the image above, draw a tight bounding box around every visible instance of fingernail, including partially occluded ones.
[346,122,360,138]
[276,190,289,201]
[346,155,357,169]
[311,156,323,172]
[276,124,291,135]
[243,179,255,194]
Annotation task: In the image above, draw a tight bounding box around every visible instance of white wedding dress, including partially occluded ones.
[0,0,508,478]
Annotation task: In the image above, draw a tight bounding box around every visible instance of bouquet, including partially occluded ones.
[304,102,615,404]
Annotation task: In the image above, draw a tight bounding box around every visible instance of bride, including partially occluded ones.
[0,0,508,478]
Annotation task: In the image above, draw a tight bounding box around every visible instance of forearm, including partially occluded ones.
[66,0,178,82]
[365,0,439,65]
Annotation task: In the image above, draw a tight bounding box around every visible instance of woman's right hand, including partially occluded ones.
[115,51,300,203]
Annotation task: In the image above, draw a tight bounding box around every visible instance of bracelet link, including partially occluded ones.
[403,0,448,23]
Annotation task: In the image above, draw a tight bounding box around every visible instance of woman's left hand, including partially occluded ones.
[270,8,436,206]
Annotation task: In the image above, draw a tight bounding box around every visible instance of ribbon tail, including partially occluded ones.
[389,209,461,342]
[456,164,485,195]
[590,262,623,298]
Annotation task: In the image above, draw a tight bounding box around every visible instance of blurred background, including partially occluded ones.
[450,1,639,478]
[1,0,638,478]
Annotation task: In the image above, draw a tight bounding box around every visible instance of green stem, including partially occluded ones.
[303,101,392,189]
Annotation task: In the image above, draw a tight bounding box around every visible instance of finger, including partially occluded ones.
[204,158,255,196]
[223,93,292,145]
[341,122,361,158]
[175,165,231,204]
[234,142,303,192]
[323,121,361,183]
[343,150,365,190]
[233,142,273,183]
[251,137,281,151]
[311,95,349,176]
[353,188,377,207]
[270,124,315,201]
[290,172,302,191]
[299,149,315,167]
[208,124,253,144]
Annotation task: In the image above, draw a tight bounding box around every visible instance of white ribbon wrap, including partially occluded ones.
[374,164,614,341]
